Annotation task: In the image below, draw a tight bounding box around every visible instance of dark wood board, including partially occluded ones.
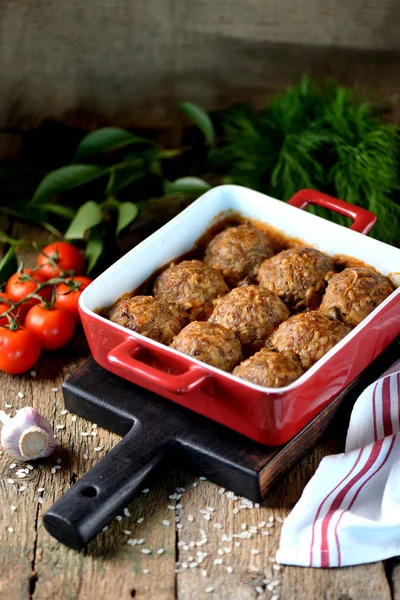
[43,338,400,549]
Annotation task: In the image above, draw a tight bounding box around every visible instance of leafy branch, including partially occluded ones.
[10,112,214,273]
[1,77,399,280]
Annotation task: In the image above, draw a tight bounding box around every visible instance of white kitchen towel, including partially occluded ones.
[276,360,400,567]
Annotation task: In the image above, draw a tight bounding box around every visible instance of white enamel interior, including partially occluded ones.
[80,185,400,392]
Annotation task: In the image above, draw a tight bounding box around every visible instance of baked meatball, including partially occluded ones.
[153,260,229,320]
[320,267,393,328]
[233,349,303,388]
[269,311,350,370]
[170,321,242,372]
[204,223,273,286]
[109,296,185,345]
[258,247,335,311]
[209,285,289,346]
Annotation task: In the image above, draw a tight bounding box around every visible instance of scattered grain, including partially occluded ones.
[255,586,264,594]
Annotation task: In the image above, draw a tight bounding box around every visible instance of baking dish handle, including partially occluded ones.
[107,338,209,394]
[287,189,377,235]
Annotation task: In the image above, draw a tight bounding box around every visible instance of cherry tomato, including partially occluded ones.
[5,269,52,310]
[24,304,76,351]
[53,276,92,322]
[36,242,85,279]
[0,326,41,374]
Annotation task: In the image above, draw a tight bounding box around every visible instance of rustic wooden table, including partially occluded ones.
[0,225,399,600]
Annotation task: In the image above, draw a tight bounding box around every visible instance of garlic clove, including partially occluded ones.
[19,426,50,460]
[0,407,56,461]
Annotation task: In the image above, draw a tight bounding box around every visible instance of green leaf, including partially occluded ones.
[31,165,106,204]
[179,102,215,144]
[106,165,148,196]
[0,247,17,286]
[164,177,211,195]
[40,203,76,220]
[65,201,103,240]
[85,227,104,273]
[74,127,154,162]
[116,201,139,236]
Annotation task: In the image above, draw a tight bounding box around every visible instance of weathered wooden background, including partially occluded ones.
[1,0,400,133]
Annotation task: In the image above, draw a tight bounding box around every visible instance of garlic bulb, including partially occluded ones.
[0,407,56,461]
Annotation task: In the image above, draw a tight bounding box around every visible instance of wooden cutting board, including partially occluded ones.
[43,338,400,549]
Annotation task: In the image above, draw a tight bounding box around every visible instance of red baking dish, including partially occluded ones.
[79,186,400,446]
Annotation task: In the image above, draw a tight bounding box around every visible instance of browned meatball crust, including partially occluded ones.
[258,247,335,311]
[204,223,273,286]
[320,267,394,328]
[269,311,350,370]
[170,321,242,372]
[153,260,229,320]
[233,349,303,388]
[109,296,185,345]
[209,285,289,346]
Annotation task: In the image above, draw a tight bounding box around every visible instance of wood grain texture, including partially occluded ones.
[1,0,400,130]
[0,223,397,599]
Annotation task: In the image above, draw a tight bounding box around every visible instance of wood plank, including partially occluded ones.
[174,417,393,600]
[1,0,400,130]
[0,222,178,599]
[0,221,396,599]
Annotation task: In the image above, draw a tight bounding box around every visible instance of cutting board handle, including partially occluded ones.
[43,425,171,549]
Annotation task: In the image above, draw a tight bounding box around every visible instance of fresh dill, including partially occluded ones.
[213,77,400,245]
